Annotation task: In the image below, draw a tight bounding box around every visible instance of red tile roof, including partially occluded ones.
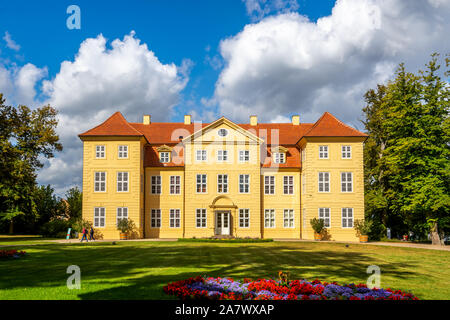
[303,112,367,138]
[79,111,366,168]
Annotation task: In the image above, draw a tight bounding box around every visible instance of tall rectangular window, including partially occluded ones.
[342,208,354,228]
[196,150,207,161]
[160,152,170,163]
[196,174,207,193]
[151,176,161,194]
[239,209,250,228]
[319,208,330,228]
[318,172,330,192]
[283,209,294,228]
[96,145,105,158]
[151,209,161,228]
[239,150,250,162]
[264,209,275,228]
[341,172,353,192]
[118,145,128,158]
[170,209,180,228]
[319,145,328,159]
[117,172,129,192]
[196,209,207,228]
[217,150,228,162]
[239,174,250,193]
[94,207,105,227]
[342,145,352,159]
[283,176,294,194]
[217,174,228,193]
[116,207,128,224]
[264,176,275,194]
[273,152,286,164]
[94,172,106,192]
[170,176,181,194]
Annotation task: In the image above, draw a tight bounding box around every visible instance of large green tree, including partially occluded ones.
[0,94,62,233]
[363,54,449,244]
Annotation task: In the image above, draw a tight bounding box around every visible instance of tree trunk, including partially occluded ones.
[430,221,442,246]
[8,220,14,234]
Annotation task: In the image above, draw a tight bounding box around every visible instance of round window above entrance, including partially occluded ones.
[218,128,228,137]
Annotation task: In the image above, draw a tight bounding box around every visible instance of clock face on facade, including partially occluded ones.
[218,128,228,137]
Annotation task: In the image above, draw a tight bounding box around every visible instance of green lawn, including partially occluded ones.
[0,238,449,300]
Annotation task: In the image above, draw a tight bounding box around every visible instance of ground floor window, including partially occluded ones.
[170,209,181,228]
[116,207,128,224]
[319,208,330,228]
[239,209,250,228]
[283,209,294,228]
[196,209,207,228]
[151,209,161,228]
[342,208,354,228]
[264,209,275,228]
[94,207,105,227]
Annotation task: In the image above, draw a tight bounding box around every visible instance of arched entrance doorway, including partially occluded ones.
[209,195,237,236]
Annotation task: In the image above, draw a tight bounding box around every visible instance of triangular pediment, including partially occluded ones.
[182,117,263,144]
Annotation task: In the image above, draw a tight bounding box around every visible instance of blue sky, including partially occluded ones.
[0,0,448,195]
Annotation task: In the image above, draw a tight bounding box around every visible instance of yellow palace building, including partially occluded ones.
[79,111,367,241]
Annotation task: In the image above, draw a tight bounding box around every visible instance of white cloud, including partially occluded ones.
[3,32,21,51]
[216,0,450,124]
[36,31,189,194]
[243,0,300,22]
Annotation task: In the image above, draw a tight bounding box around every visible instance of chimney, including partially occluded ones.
[291,115,300,125]
[143,115,151,125]
[184,115,192,125]
[250,115,258,126]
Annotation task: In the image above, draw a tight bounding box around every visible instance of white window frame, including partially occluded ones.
[283,176,294,195]
[319,208,330,228]
[94,172,107,192]
[342,208,354,228]
[117,172,129,192]
[160,152,170,163]
[151,209,161,228]
[341,172,353,192]
[217,174,228,193]
[94,207,105,227]
[118,145,128,159]
[170,209,181,228]
[196,209,207,228]
[239,174,250,194]
[342,145,352,159]
[151,175,162,194]
[283,209,294,228]
[116,207,128,225]
[239,150,250,163]
[95,145,105,159]
[318,172,330,193]
[264,209,275,228]
[170,175,181,195]
[264,175,275,195]
[196,150,207,162]
[273,152,286,164]
[196,174,207,194]
[217,150,228,162]
[319,145,328,159]
[239,209,250,228]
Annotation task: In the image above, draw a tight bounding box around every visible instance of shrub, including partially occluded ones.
[310,218,324,234]
[354,219,373,236]
[39,219,70,238]
[117,218,136,234]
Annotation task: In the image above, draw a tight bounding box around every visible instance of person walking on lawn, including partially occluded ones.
[80,227,88,242]
[89,227,95,241]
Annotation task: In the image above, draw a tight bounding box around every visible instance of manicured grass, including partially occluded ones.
[0,239,449,300]
[0,235,56,246]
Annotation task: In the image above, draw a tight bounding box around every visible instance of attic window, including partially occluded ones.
[218,128,228,137]
[160,152,170,163]
[273,152,286,164]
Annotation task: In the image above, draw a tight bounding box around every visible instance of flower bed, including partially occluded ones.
[163,276,418,300]
[0,249,26,259]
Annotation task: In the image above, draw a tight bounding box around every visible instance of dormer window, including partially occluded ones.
[157,145,173,163]
[160,152,170,163]
[271,146,288,164]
